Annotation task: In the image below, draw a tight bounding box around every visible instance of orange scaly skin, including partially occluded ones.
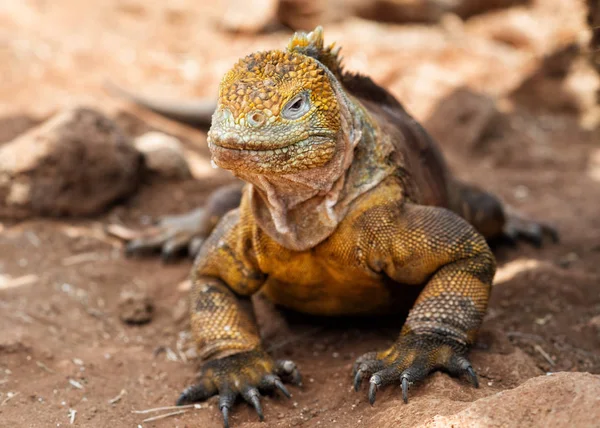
[166,27,556,427]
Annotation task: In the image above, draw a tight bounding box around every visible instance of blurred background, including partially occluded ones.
[1,0,598,123]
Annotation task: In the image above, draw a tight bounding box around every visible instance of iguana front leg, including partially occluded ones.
[352,202,495,404]
[124,182,243,261]
[176,210,301,427]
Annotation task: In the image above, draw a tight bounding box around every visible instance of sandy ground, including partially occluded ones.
[0,0,599,427]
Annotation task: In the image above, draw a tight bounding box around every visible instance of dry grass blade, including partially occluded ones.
[132,403,202,414]
[108,389,127,404]
[62,252,104,266]
[36,361,56,373]
[142,410,187,422]
[105,224,143,241]
[1,392,19,406]
[534,344,556,366]
[0,274,39,290]
[69,379,84,389]
[68,409,76,424]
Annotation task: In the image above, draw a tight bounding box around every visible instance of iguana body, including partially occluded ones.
[121,27,556,427]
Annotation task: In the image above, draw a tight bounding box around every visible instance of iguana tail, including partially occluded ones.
[104,81,216,128]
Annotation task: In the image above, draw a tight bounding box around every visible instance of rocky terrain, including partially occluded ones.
[0,0,599,427]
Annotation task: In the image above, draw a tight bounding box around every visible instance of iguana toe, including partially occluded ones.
[124,208,208,261]
[503,212,559,247]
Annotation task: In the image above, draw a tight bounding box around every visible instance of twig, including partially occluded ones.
[36,361,56,373]
[69,409,77,424]
[69,379,84,389]
[132,404,202,414]
[62,252,104,266]
[108,389,127,404]
[534,344,555,366]
[1,392,19,406]
[104,224,140,241]
[142,410,187,423]
[0,274,38,290]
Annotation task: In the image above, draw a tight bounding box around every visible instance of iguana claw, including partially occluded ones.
[353,334,478,405]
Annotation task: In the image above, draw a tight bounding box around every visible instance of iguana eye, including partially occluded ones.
[282,92,310,120]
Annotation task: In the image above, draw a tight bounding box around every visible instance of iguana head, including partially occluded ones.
[207,27,347,175]
[207,27,379,251]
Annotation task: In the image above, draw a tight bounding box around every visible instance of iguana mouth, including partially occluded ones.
[208,133,338,174]
[208,137,301,154]
[207,129,337,152]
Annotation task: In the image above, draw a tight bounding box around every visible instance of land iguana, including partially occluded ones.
[116,27,557,427]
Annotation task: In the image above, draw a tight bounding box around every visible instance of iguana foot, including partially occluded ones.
[125,208,207,261]
[503,211,559,247]
[352,334,478,405]
[177,349,301,428]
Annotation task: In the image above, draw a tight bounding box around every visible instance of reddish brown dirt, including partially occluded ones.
[0,1,599,427]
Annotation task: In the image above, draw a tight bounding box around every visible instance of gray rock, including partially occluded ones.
[134,131,192,179]
[0,107,142,219]
[118,289,154,325]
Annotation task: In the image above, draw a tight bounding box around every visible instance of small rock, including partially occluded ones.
[118,290,154,325]
[134,132,191,178]
[0,107,142,219]
[513,185,529,200]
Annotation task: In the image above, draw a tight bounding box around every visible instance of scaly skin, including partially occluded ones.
[122,27,557,427]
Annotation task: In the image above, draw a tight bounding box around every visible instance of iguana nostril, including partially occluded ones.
[247,111,266,127]
[214,108,233,125]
